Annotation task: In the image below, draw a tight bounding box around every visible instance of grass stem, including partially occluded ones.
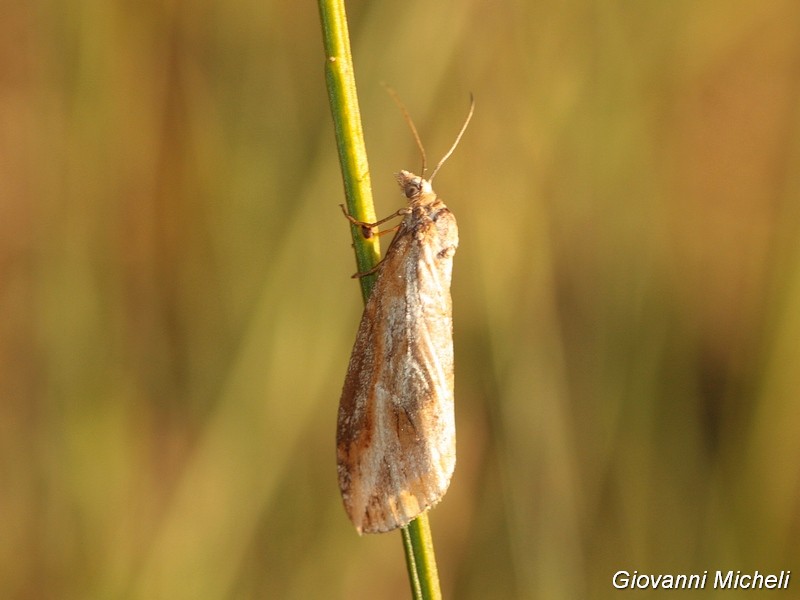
[317,1,444,598]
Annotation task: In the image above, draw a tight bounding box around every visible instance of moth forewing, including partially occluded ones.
[337,171,458,534]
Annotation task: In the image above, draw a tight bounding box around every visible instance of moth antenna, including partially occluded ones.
[429,94,475,183]
[383,83,427,176]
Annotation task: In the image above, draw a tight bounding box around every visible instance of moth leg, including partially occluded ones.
[351,260,384,279]
[340,204,407,239]
[351,243,408,277]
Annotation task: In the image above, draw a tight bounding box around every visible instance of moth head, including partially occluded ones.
[396,170,433,201]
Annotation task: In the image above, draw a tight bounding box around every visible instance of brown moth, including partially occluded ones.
[337,98,473,534]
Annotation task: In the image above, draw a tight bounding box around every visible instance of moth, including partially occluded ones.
[337,98,474,534]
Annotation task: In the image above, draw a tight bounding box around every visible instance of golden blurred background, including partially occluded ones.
[2,1,799,598]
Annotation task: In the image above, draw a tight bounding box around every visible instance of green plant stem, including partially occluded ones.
[402,515,443,600]
[317,0,380,300]
[317,1,443,599]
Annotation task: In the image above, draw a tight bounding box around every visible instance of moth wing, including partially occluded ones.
[337,211,457,534]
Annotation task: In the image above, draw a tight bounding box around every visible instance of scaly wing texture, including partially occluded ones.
[337,204,458,534]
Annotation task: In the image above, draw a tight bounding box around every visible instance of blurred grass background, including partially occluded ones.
[2,1,799,598]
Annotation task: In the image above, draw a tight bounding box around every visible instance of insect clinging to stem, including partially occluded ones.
[337,93,474,534]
